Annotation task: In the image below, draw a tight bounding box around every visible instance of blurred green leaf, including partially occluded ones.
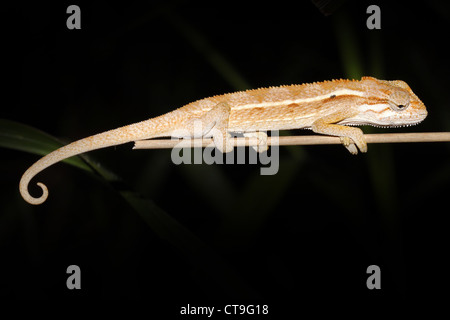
[0,119,91,172]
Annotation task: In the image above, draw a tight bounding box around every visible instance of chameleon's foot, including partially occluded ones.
[349,129,368,154]
[244,132,269,153]
[213,131,234,153]
[340,135,367,155]
[310,101,369,155]
[340,137,358,155]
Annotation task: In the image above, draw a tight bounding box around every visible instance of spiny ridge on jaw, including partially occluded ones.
[345,120,424,128]
[367,122,424,128]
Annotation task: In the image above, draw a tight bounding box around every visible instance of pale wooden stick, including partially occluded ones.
[133,132,450,150]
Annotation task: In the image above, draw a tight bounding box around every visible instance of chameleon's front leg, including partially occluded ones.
[311,109,367,155]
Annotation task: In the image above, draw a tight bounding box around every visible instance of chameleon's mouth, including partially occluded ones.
[367,117,426,128]
[342,115,427,128]
[375,108,428,128]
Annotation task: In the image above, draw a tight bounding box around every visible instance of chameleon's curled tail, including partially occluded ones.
[19,116,173,205]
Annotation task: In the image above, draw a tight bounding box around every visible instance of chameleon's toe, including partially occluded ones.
[244,132,268,153]
[224,135,234,153]
[213,132,234,153]
[358,141,368,153]
[340,137,356,154]
[340,137,357,155]
[346,143,359,155]
[339,136,368,154]
[340,136,352,148]
[352,136,368,153]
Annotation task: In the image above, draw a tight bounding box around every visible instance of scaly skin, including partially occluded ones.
[19,76,427,204]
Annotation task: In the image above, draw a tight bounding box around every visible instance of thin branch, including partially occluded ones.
[133,132,450,150]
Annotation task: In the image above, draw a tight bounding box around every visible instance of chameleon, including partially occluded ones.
[19,76,427,205]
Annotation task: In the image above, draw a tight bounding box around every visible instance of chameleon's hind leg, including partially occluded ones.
[179,102,234,153]
[244,132,269,153]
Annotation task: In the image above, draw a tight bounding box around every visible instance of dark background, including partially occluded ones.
[1,0,449,311]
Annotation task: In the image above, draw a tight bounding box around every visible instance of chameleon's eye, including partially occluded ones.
[388,90,410,112]
[388,101,410,111]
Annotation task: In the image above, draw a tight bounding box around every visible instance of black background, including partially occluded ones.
[1,0,449,312]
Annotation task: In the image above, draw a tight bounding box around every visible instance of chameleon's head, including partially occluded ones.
[357,77,428,128]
